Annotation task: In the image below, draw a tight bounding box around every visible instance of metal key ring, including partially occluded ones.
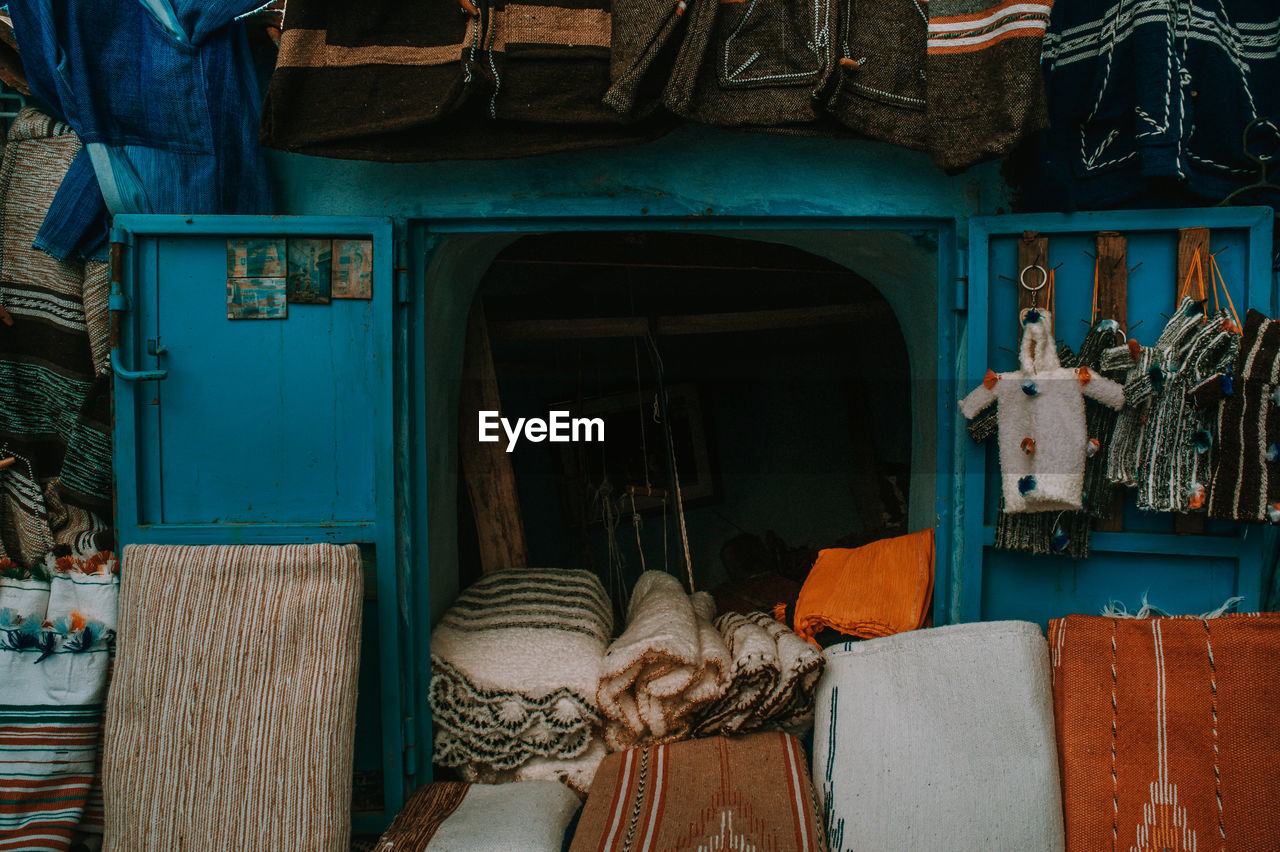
[1019,264,1048,292]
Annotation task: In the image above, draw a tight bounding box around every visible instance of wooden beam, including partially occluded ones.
[1093,231,1128,533]
[459,300,530,572]
[1016,232,1049,325]
[488,301,892,341]
[1174,227,1211,535]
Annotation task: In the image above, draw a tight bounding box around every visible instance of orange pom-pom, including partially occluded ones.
[1127,338,1142,361]
[983,369,999,390]
[1076,366,1092,385]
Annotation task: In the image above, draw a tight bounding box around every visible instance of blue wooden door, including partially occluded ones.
[109,215,404,833]
[962,208,1277,625]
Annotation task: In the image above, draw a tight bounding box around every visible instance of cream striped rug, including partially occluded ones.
[102,544,363,852]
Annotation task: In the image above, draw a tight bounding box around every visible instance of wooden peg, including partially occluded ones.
[0,457,15,470]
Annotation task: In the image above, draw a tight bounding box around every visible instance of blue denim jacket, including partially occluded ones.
[10,0,273,259]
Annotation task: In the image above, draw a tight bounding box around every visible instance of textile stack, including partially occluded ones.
[102,544,363,852]
[0,552,117,852]
[430,568,615,794]
[1050,611,1280,849]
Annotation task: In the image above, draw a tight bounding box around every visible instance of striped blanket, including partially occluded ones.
[0,107,112,571]
[0,551,118,852]
[430,568,614,794]
[102,544,364,852]
[568,732,824,852]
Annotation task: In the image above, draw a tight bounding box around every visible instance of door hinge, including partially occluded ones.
[403,715,418,777]
[954,246,969,313]
[395,238,411,305]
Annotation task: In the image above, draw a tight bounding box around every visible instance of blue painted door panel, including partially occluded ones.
[110,215,403,833]
[964,208,1277,625]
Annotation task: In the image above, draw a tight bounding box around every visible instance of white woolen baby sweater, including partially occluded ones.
[961,310,1126,512]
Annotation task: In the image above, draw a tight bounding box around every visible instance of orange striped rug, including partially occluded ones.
[569,732,823,852]
[1050,612,1280,850]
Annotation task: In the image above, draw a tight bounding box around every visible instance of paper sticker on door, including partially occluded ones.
[227,238,286,278]
[332,239,373,299]
[227,277,287,319]
[287,239,332,304]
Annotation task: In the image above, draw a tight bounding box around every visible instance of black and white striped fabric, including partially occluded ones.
[1210,309,1280,522]
[429,568,614,794]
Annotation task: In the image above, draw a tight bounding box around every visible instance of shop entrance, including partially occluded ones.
[455,232,915,614]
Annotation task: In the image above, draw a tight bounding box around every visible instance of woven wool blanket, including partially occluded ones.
[0,551,117,852]
[373,781,582,852]
[793,529,934,644]
[102,544,363,852]
[1050,612,1280,850]
[692,611,824,737]
[597,571,729,751]
[0,107,111,571]
[568,731,824,852]
[430,568,614,794]
[814,621,1064,851]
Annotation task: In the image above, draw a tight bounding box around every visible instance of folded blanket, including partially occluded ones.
[430,568,613,793]
[793,528,934,643]
[597,571,728,750]
[1,551,117,852]
[374,781,582,852]
[103,544,363,852]
[1050,612,1280,849]
[568,731,824,852]
[815,621,1065,851]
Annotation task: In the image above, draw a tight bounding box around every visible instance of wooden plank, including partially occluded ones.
[488,301,891,341]
[1016,232,1049,324]
[1174,227,1211,535]
[1094,231,1128,533]
[459,300,530,572]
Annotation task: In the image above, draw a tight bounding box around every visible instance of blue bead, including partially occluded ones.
[1268,444,1279,463]
[1022,381,1039,396]
[1051,524,1070,552]
[1023,309,1041,324]
[1018,475,1036,495]
[1221,374,1234,396]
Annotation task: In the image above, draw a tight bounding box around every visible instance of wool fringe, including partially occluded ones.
[1101,594,1244,620]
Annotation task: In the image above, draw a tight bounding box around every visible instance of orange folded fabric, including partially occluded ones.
[792,529,934,644]
[1050,612,1280,850]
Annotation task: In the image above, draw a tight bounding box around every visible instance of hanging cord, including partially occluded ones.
[628,491,646,574]
[593,474,630,613]
[643,332,695,593]
[1090,257,1100,325]
[1178,246,1209,305]
[1208,252,1242,331]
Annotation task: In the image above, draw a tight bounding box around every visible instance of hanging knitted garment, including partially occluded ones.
[1132,309,1240,513]
[1209,309,1280,522]
[1103,298,1206,488]
[962,310,1126,513]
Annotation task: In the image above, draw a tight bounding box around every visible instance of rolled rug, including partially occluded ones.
[1050,611,1280,849]
[690,611,779,736]
[430,568,613,794]
[814,621,1065,851]
[597,571,728,750]
[752,612,824,732]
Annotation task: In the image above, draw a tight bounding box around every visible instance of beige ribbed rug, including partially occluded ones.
[102,544,363,852]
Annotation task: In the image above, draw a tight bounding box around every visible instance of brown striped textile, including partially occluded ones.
[1050,613,1280,851]
[261,0,670,161]
[1209,309,1280,522]
[0,107,112,570]
[568,732,824,852]
[102,544,363,852]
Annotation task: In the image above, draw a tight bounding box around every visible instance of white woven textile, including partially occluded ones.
[813,621,1065,852]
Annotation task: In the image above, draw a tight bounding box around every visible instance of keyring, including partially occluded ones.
[1019,264,1048,292]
